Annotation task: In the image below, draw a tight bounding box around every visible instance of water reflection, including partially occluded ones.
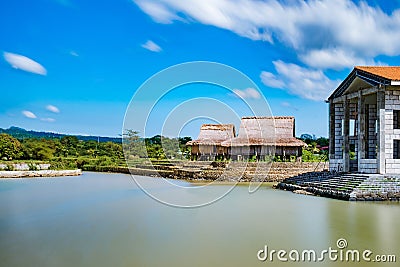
[0,172,398,267]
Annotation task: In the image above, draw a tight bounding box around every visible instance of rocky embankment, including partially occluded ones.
[109,161,328,182]
[276,171,400,201]
[0,169,82,178]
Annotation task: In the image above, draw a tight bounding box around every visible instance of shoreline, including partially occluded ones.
[82,161,327,183]
[0,169,82,178]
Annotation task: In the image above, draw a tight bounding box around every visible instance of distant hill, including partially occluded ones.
[0,126,122,143]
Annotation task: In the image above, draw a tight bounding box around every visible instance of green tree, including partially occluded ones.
[80,140,98,157]
[59,136,79,157]
[22,138,56,160]
[146,144,165,159]
[316,137,329,147]
[98,142,123,158]
[161,137,180,159]
[0,133,23,160]
[123,130,146,158]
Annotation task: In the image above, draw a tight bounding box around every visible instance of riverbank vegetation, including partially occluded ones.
[0,131,328,171]
[0,132,191,170]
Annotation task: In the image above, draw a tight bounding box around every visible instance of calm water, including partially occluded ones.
[0,172,398,267]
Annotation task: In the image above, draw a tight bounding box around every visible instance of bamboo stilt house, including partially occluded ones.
[187,117,306,161]
[186,124,236,160]
[221,116,306,161]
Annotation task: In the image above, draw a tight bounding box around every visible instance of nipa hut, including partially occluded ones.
[186,124,236,160]
[221,116,306,161]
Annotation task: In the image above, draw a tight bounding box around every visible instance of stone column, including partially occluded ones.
[358,92,365,171]
[377,90,386,174]
[343,96,350,172]
[329,99,335,160]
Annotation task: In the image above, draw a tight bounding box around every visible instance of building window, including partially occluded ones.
[394,110,400,129]
[349,119,356,136]
[341,119,356,136]
[394,140,400,159]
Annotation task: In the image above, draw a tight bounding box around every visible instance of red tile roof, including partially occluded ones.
[355,66,400,81]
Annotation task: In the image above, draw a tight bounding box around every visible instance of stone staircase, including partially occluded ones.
[277,171,400,201]
[277,172,369,200]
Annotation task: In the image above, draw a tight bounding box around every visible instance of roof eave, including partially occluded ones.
[328,68,392,100]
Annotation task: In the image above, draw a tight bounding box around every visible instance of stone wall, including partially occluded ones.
[358,159,377,173]
[0,163,50,171]
[116,161,329,182]
[172,161,328,182]
[0,169,82,178]
[329,158,344,172]
[367,104,377,159]
[384,89,400,174]
[333,103,344,160]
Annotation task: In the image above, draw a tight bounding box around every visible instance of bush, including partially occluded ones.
[49,157,77,170]
[28,162,38,171]
[302,149,325,162]
[4,164,14,171]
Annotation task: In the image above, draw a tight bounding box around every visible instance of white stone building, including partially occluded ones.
[328,66,400,174]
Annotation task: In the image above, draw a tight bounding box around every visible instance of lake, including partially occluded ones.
[0,172,398,266]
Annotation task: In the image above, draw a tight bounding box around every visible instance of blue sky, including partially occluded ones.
[1,0,400,138]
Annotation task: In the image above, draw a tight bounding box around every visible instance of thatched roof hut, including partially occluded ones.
[186,124,236,146]
[221,116,306,147]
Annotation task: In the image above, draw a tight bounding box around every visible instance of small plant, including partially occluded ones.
[248,155,258,162]
[5,164,14,171]
[28,162,38,171]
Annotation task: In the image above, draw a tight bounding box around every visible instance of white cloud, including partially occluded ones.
[40,118,56,122]
[134,0,400,70]
[299,48,387,70]
[22,110,37,119]
[3,52,47,75]
[141,40,162,52]
[261,60,341,101]
[70,51,79,57]
[260,71,285,88]
[134,1,179,23]
[233,88,261,99]
[46,105,60,113]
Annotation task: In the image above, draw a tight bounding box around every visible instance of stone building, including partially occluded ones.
[186,124,235,160]
[328,66,400,174]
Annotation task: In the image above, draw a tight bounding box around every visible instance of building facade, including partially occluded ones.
[328,66,400,174]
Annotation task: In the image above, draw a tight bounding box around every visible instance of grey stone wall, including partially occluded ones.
[367,104,377,159]
[334,103,344,159]
[384,89,400,174]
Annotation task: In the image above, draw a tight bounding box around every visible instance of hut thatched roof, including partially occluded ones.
[186,124,236,146]
[221,116,306,147]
